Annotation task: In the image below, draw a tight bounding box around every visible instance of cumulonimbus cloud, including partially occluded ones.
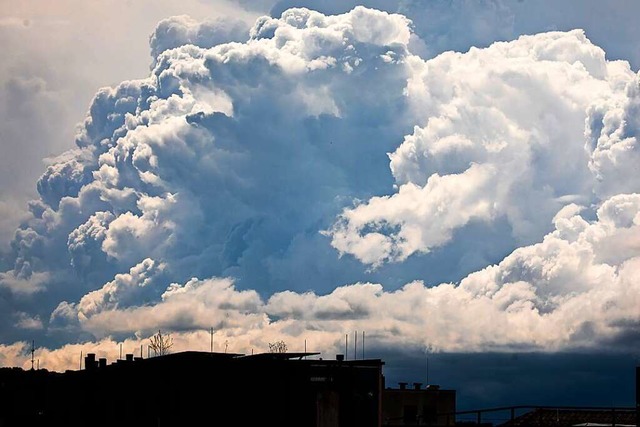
[1,6,639,371]
[327,29,638,266]
[4,192,637,372]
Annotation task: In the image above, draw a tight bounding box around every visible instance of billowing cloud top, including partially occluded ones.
[1,5,639,372]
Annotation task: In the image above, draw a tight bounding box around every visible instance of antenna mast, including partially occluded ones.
[354,331,357,360]
[345,334,348,360]
[30,340,35,370]
[426,350,430,385]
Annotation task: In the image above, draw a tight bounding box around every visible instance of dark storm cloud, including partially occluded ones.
[377,350,637,410]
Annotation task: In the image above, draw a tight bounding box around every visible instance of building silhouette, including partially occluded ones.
[1,350,456,427]
[382,382,456,426]
[3,351,636,426]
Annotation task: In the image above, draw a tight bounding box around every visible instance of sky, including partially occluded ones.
[1,0,639,411]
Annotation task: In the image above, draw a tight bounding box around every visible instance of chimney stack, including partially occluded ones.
[413,382,422,390]
[84,353,97,370]
[399,382,407,390]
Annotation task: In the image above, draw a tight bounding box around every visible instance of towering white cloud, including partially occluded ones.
[0,0,261,250]
[327,29,637,266]
[1,6,639,371]
[0,5,420,344]
[586,73,640,198]
[5,191,640,372]
[149,14,250,65]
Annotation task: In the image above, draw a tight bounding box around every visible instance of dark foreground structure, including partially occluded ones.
[1,351,456,427]
[496,407,637,426]
[382,382,456,426]
[3,353,635,426]
[1,351,382,426]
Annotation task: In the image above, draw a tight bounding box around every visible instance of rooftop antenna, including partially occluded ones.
[210,327,214,353]
[304,339,307,358]
[30,340,35,371]
[345,334,348,360]
[119,343,122,360]
[354,331,357,360]
[425,346,430,385]
[427,355,429,385]
[37,359,39,370]
[80,351,83,370]
[362,331,365,359]
[140,344,143,359]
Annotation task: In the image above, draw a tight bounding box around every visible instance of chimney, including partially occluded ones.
[84,353,97,370]
[125,353,134,362]
[336,354,344,362]
[98,358,107,368]
[399,382,407,390]
[413,382,422,390]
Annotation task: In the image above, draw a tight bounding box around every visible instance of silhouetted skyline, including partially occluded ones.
[1,1,639,412]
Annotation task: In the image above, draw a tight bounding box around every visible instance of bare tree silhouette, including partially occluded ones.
[268,340,287,353]
[149,330,173,356]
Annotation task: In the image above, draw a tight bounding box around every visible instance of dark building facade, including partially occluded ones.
[0,351,385,427]
[381,382,456,426]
